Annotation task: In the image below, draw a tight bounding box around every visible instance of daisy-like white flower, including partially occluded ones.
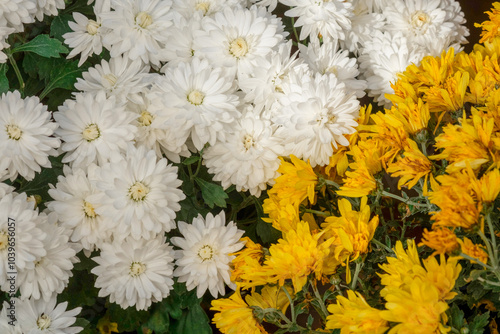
[0,300,22,333]
[0,0,35,32]
[14,296,82,333]
[161,14,201,69]
[275,72,360,167]
[17,220,78,301]
[54,91,136,168]
[100,0,173,66]
[74,55,151,101]
[193,5,285,78]
[0,27,15,63]
[0,91,60,181]
[91,235,175,311]
[0,193,47,291]
[171,0,241,18]
[171,211,245,298]
[157,57,240,151]
[47,166,115,253]
[204,112,284,197]
[249,0,278,12]
[31,0,65,21]
[90,145,185,241]
[281,0,353,42]
[299,40,367,98]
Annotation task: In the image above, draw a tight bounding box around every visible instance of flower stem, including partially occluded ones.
[485,211,498,266]
[381,191,427,208]
[311,281,328,320]
[371,238,394,254]
[459,252,494,271]
[324,178,340,189]
[477,230,496,268]
[304,208,329,217]
[281,286,296,322]
[350,260,363,290]
[6,50,24,96]
[290,16,300,44]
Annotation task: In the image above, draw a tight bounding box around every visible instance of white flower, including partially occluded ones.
[91,235,175,311]
[90,145,185,241]
[249,0,278,12]
[204,113,283,197]
[193,5,285,78]
[54,91,137,168]
[341,2,385,54]
[281,0,353,42]
[156,57,240,151]
[47,166,115,253]
[0,27,15,63]
[0,193,47,291]
[161,13,201,69]
[171,0,241,18]
[171,211,244,298]
[13,296,82,333]
[31,0,65,21]
[100,0,173,66]
[0,91,60,181]
[17,220,78,302]
[275,73,360,167]
[0,0,35,32]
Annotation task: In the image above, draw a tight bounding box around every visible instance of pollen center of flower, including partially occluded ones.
[327,65,338,75]
[136,11,153,29]
[229,37,249,59]
[328,114,337,123]
[86,19,100,35]
[243,134,255,151]
[198,245,214,261]
[6,124,22,140]
[102,73,118,88]
[83,200,97,218]
[138,110,154,126]
[82,123,101,142]
[129,261,147,276]
[129,181,149,201]
[195,1,210,14]
[187,90,205,105]
[0,231,8,250]
[37,314,51,330]
[410,11,430,30]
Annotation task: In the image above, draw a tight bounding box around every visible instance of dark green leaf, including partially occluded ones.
[141,304,170,334]
[73,250,98,271]
[24,77,46,96]
[57,269,99,308]
[468,311,490,334]
[182,155,200,165]
[169,303,211,334]
[194,177,228,209]
[0,63,8,94]
[448,304,465,330]
[50,14,74,42]
[108,303,150,332]
[256,219,281,244]
[40,60,86,99]
[12,34,68,58]
[22,53,60,80]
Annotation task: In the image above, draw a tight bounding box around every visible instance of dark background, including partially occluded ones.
[460,0,494,50]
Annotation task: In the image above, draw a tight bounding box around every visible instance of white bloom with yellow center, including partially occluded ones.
[91,235,175,311]
[171,211,245,298]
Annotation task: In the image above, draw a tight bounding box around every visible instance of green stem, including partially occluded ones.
[485,211,498,266]
[459,252,494,271]
[381,191,427,208]
[323,179,340,189]
[290,16,301,44]
[304,208,329,217]
[311,282,329,320]
[350,260,363,290]
[281,286,296,322]
[371,238,394,254]
[477,230,495,268]
[6,51,24,95]
[189,156,203,181]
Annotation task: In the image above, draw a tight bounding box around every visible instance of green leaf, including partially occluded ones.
[141,304,170,334]
[0,63,8,94]
[468,311,490,334]
[108,303,150,332]
[182,155,200,165]
[22,53,60,80]
[73,250,98,271]
[448,304,465,330]
[12,34,68,58]
[40,60,86,99]
[50,14,73,42]
[194,177,228,209]
[256,219,281,244]
[170,303,211,334]
[57,270,100,309]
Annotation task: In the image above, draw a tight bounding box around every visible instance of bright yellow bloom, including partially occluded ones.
[245,285,293,315]
[478,87,500,132]
[387,139,432,190]
[97,315,119,334]
[262,198,300,233]
[378,240,423,291]
[424,70,469,113]
[477,168,500,202]
[231,237,265,286]
[459,237,489,265]
[422,255,461,301]
[475,2,500,43]
[337,162,377,198]
[386,98,430,135]
[326,290,388,334]
[420,227,460,256]
[211,290,267,334]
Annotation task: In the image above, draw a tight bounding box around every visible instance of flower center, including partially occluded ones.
[82,123,101,142]
[410,10,430,30]
[37,314,51,330]
[129,261,147,276]
[195,1,210,14]
[129,181,149,201]
[6,124,22,140]
[136,11,153,29]
[83,200,97,218]
[102,73,118,88]
[0,231,8,251]
[326,65,338,76]
[229,37,249,58]
[198,245,214,261]
[86,19,100,35]
[138,110,154,126]
[243,134,255,151]
[187,90,205,105]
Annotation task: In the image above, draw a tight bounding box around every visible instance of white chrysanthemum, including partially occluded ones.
[17,220,78,302]
[172,0,241,18]
[13,296,82,333]
[275,73,359,167]
[157,57,240,151]
[47,166,115,252]
[0,0,35,32]
[281,0,353,42]
[100,0,173,66]
[54,91,136,168]
[352,0,391,13]
[249,0,278,12]
[299,40,367,98]
[31,0,65,21]
[171,212,244,298]
[91,236,175,311]
[341,2,385,54]
[0,300,22,333]
[90,145,185,241]
[161,14,201,69]
[0,27,15,63]
[193,5,285,77]
[359,31,424,107]
[204,113,283,197]
[0,193,47,291]
[74,55,151,101]
[0,91,60,181]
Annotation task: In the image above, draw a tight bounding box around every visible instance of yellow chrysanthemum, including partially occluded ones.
[231,237,265,286]
[245,285,293,315]
[326,290,388,334]
[420,227,460,256]
[337,162,377,198]
[422,255,461,301]
[475,2,500,43]
[262,199,300,233]
[424,70,469,114]
[477,87,500,132]
[386,98,430,135]
[459,237,489,265]
[378,240,423,291]
[211,290,267,334]
[477,168,500,202]
[387,139,432,190]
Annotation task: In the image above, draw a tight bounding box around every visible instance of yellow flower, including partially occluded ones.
[211,290,267,334]
[459,237,489,265]
[475,2,500,43]
[337,162,377,198]
[97,315,119,334]
[262,198,300,233]
[231,237,265,286]
[245,285,293,315]
[420,227,460,256]
[422,255,461,301]
[378,240,423,291]
[387,139,432,190]
[424,70,469,114]
[478,167,500,203]
[326,290,388,334]
[386,98,430,135]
